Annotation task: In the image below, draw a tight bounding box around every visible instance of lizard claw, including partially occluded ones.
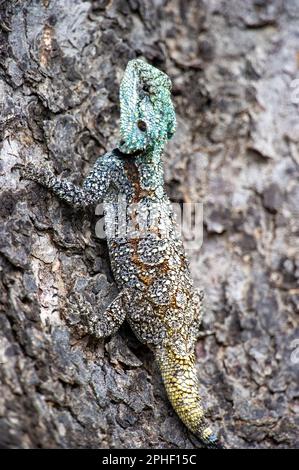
[12,163,27,180]
[13,162,45,182]
[12,163,25,172]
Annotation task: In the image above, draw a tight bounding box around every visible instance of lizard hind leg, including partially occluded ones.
[156,348,223,448]
[66,288,129,339]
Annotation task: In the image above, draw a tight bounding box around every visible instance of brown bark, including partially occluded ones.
[0,0,298,449]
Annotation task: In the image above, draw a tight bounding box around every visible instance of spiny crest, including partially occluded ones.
[119,59,176,154]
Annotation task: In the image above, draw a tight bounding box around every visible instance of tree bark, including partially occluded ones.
[0,0,298,449]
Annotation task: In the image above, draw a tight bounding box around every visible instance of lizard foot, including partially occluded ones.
[65,289,129,340]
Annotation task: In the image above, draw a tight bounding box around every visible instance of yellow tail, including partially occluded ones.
[156,348,221,448]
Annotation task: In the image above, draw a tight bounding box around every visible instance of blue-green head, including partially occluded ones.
[118,59,176,155]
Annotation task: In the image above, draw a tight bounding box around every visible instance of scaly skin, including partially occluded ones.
[20,59,222,448]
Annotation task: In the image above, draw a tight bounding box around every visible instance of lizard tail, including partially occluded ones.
[156,348,222,448]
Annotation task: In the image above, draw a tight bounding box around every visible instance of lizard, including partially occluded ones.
[19,58,222,448]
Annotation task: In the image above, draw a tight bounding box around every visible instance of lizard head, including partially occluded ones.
[118,59,176,155]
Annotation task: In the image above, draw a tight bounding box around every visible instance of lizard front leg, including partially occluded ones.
[18,156,111,209]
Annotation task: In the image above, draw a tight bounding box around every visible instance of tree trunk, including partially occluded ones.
[0,0,298,449]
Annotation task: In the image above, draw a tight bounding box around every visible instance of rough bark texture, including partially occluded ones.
[0,0,298,449]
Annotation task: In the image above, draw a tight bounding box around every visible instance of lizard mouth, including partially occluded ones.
[117,141,144,157]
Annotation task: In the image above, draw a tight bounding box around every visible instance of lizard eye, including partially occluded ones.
[137,120,147,132]
[142,84,150,93]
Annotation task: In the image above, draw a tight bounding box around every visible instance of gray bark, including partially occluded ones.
[0,0,298,449]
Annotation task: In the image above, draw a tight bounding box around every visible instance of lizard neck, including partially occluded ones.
[137,142,166,195]
[115,141,167,203]
[135,141,165,165]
